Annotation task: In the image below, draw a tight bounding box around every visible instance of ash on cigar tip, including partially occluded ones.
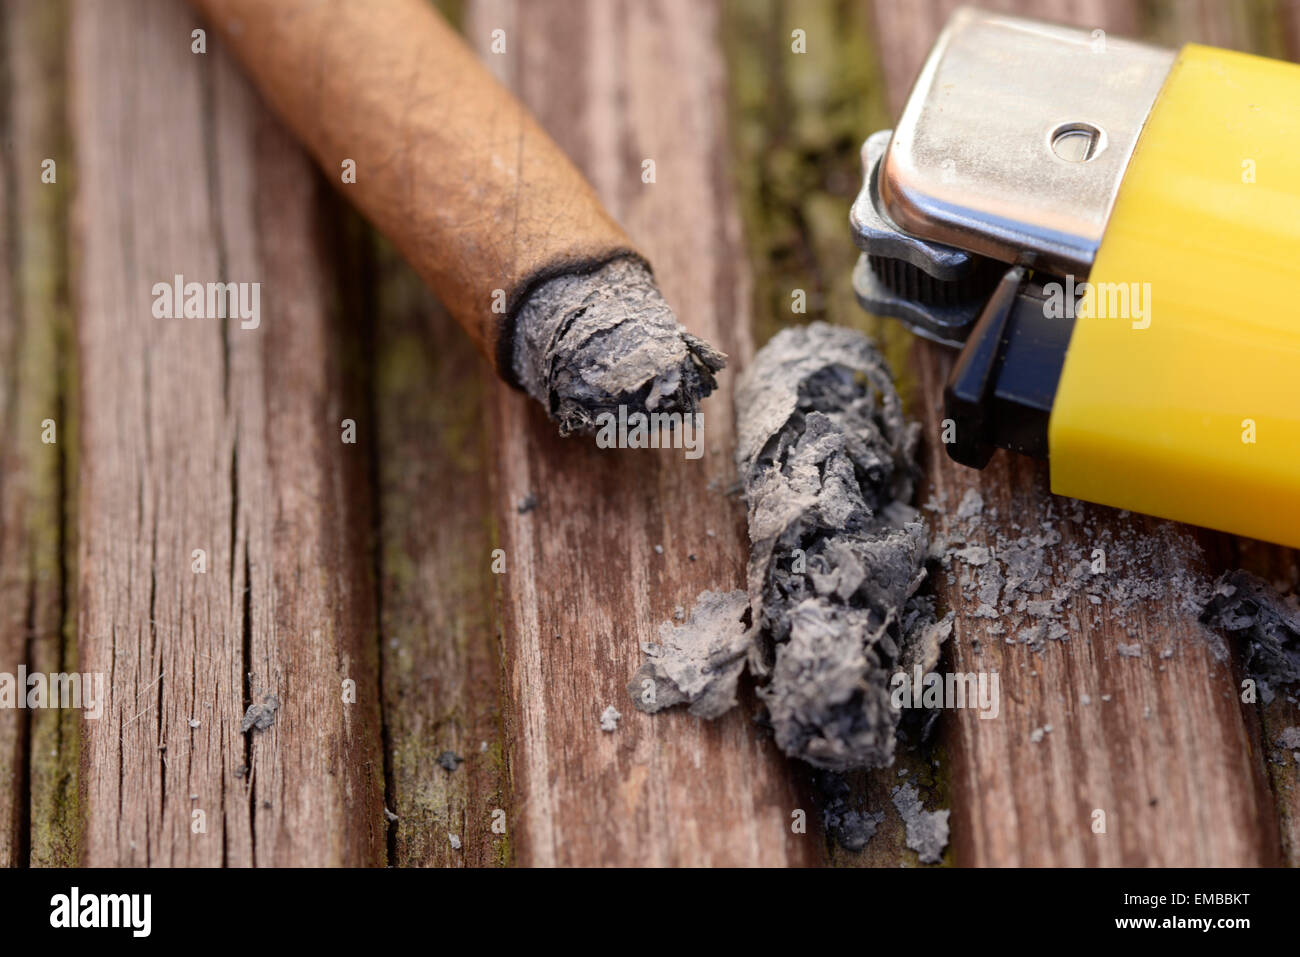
[513,257,726,436]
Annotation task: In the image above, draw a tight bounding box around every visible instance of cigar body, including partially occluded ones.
[190,0,637,381]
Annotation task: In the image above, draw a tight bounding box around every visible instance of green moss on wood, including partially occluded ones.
[723,0,915,400]
[724,0,954,867]
[369,224,510,866]
[7,0,79,868]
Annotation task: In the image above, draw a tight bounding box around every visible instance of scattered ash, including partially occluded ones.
[599,705,622,732]
[628,590,751,719]
[630,323,951,773]
[955,488,984,522]
[240,693,278,734]
[437,751,463,772]
[1275,727,1300,766]
[931,465,1300,687]
[891,782,950,864]
[931,493,1219,658]
[1201,570,1300,686]
[816,771,885,852]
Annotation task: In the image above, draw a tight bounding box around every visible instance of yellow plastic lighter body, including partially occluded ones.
[1049,44,1300,547]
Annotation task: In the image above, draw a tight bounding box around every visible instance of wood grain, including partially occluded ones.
[0,0,76,867]
[4,0,1291,869]
[71,0,384,865]
[371,231,511,867]
[870,0,1293,865]
[469,0,819,866]
[0,2,21,867]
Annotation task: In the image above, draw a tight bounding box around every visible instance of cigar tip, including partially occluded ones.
[512,258,727,437]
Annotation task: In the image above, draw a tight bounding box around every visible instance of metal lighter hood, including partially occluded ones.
[881,9,1174,275]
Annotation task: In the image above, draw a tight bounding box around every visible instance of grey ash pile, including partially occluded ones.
[631,322,950,772]
[734,322,951,770]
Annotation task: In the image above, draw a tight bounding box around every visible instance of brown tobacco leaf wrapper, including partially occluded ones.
[189,0,645,385]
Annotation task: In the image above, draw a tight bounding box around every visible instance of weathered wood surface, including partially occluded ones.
[71,0,384,865]
[471,0,820,867]
[2,0,1298,868]
[371,231,511,867]
[0,0,76,868]
[869,0,1298,865]
[723,0,945,866]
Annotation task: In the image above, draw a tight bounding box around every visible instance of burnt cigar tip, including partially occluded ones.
[511,257,727,436]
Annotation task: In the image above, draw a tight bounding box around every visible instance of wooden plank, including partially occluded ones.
[869,0,1291,865]
[1146,0,1288,57]
[722,0,944,867]
[724,0,895,351]
[0,0,76,868]
[468,0,820,866]
[1286,0,1300,62]
[0,1,20,869]
[71,0,384,865]
[371,231,511,867]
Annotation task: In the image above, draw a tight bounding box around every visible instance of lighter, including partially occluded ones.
[851,7,1300,548]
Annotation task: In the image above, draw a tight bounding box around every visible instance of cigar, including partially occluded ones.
[188,0,725,434]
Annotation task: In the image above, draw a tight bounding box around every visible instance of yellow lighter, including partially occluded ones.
[851,7,1300,548]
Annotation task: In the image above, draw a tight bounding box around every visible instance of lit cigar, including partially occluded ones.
[189,0,725,434]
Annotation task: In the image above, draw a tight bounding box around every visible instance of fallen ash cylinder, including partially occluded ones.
[733,321,948,771]
[630,322,949,771]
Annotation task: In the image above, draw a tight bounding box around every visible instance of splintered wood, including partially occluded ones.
[71,0,383,865]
